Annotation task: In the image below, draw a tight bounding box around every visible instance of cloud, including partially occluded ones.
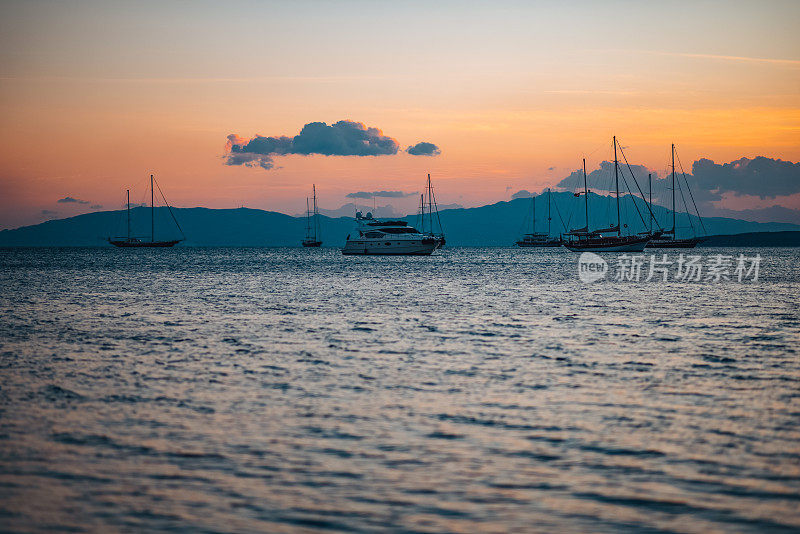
[511,190,534,199]
[691,157,800,199]
[406,142,441,156]
[346,190,418,199]
[556,161,655,191]
[90,204,103,209]
[57,196,90,205]
[226,120,409,170]
[41,209,58,215]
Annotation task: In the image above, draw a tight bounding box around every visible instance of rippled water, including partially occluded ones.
[1,247,799,533]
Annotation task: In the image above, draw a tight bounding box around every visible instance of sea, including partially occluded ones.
[0,247,798,533]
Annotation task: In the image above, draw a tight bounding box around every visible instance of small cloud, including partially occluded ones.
[406,142,441,156]
[346,190,418,199]
[90,204,103,209]
[57,196,90,205]
[41,209,58,215]
[511,190,534,199]
[548,166,555,171]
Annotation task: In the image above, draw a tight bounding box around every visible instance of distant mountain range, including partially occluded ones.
[1,192,799,247]
[700,231,800,247]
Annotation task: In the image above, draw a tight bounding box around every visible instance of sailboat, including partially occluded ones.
[108,174,184,247]
[418,174,446,248]
[302,184,322,247]
[515,188,562,247]
[563,138,655,252]
[646,144,705,248]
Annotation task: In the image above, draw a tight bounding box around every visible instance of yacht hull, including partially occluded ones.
[516,240,563,248]
[645,238,703,249]
[109,239,181,248]
[342,240,437,255]
[564,236,650,252]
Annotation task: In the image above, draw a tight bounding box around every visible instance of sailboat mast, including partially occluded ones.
[583,158,589,231]
[427,174,432,234]
[613,137,620,237]
[150,174,154,243]
[126,189,131,240]
[671,143,676,236]
[312,184,318,240]
[305,197,311,237]
[648,173,652,233]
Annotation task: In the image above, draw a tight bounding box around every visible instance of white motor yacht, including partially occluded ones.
[342,212,438,255]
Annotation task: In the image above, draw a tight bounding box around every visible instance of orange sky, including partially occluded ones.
[1,1,799,229]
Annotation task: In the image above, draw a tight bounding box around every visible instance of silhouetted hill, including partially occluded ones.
[1,193,799,247]
[699,231,800,247]
[0,207,353,247]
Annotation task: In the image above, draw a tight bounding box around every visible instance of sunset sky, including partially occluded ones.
[1,0,799,229]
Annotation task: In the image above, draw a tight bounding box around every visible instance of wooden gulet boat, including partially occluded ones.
[302,184,323,247]
[564,138,660,252]
[646,144,706,248]
[108,174,185,248]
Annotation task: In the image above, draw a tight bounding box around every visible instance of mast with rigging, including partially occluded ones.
[302,184,323,247]
[613,136,621,237]
[150,174,154,243]
[108,173,184,248]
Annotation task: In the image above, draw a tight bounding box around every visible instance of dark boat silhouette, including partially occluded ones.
[564,137,661,252]
[646,143,706,248]
[516,188,563,247]
[417,174,446,248]
[108,174,185,248]
[302,184,322,247]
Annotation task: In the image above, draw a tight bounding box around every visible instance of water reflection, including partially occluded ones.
[0,247,798,532]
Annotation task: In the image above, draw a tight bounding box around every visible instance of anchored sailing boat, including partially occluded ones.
[302,184,322,247]
[418,174,446,248]
[108,174,184,247]
[564,138,656,252]
[515,188,562,247]
[646,144,706,248]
